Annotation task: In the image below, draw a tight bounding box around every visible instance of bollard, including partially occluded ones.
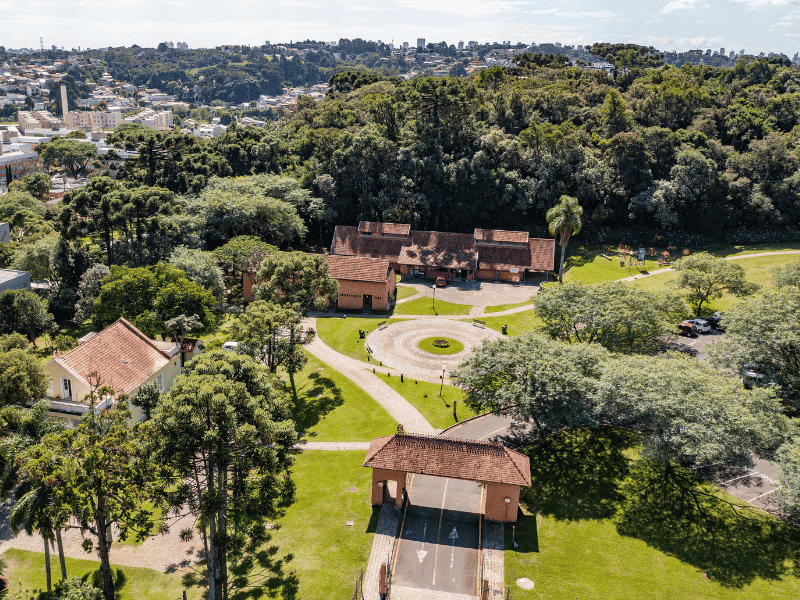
[453,399,458,421]
[401,374,404,383]
[502,324,508,335]
[373,368,375,373]
[387,372,390,377]
[367,355,370,361]
[380,361,382,366]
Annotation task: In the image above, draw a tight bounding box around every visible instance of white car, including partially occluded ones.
[221,341,239,352]
[687,319,711,333]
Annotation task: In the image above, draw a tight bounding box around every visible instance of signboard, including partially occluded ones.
[509,267,519,273]
[637,248,646,261]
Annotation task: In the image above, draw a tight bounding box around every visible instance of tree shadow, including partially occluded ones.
[563,245,606,273]
[292,373,344,435]
[615,461,800,588]
[520,427,637,521]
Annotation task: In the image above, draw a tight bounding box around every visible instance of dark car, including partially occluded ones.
[678,321,698,337]
[706,311,725,331]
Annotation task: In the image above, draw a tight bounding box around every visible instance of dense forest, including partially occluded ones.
[91,52,800,250]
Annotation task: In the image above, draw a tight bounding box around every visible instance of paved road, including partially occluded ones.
[392,475,482,597]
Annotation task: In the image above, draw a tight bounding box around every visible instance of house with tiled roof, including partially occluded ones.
[330,221,554,284]
[43,317,198,425]
[323,254,396,311]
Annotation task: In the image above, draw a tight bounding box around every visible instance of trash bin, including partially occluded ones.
[359,330,365,339]
[502,324,508,335]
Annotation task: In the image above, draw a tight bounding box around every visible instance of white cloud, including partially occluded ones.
[0,1,13,9]
[730,0,794,5]
[661,0,699,14]
[393,0,518,17]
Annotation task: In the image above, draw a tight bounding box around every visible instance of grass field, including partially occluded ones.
[392,296,472,315]
[484,300,533,313]
[2,548,194,600]
[315,316,407,363]
[417,337,465,355]
[197,312,237,350]
[292,353,396,441]
[629,254,800,314]
[505,427,800,600]
[467,311,543,336]
[373,372,476,429]
[249,451,377,600]
[396,286,419,300]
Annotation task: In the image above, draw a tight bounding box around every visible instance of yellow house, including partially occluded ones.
[43,317,200,425]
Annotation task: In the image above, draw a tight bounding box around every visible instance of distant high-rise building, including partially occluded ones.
[403,42,409,49]
[740,49,745,56]
[577,45,584,51]
[554,42,562,48]
[730,51,735,59]
[468,41,478,49]
[166,41,174,49]
[176,41,188,51]
[458,41,464,50]
[720,47,725,56]
[417,38,425,49]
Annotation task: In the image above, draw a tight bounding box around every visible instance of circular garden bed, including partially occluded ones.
[417,336,465,355]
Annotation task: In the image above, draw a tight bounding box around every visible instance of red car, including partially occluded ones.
[435,277,446,287]
[678,321,698,337]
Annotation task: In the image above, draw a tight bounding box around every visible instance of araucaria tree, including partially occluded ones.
[21,398,156,600]
[147,350,297,600]
[546,195,583,283]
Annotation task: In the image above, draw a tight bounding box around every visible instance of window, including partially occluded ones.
[156,373,164,391]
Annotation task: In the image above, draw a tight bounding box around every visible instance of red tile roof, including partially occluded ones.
[397,231,477,270]
[331,225,406,261]
[358,221,411,236]
[324,254,391,284]
[474,229,529,244]
[364,434,531,487]
[478,238,555,272]
[51,317,175,399]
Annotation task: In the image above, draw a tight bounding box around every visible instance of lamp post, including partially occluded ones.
[432,283,436,312]
[378,481,384,504]
[504,496,511,527]
[439,364,446,397]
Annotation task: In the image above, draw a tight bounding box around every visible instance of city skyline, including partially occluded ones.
[1,0,798,56]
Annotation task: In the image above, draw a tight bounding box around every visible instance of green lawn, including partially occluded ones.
[292,353,396,441]
[484,300,533,313]
[467,310,543,336]
[2,548,194,600]
[629,254,800,315]
[505,427,800,600]
[396,286,419,300]
[393,296,472,315]
[373,372,476,429]
[315,316,407,363]
[417,337,465,355]
[252,451,378,600]
[197,312,236,350]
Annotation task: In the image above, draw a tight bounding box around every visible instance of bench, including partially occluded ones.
[473,319,486,329]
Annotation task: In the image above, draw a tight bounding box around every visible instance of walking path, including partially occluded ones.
[293,441,372,450]
[305,317,436,435]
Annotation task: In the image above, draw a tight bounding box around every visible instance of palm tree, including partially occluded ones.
[0,402,69,587]
[546,195,583,283]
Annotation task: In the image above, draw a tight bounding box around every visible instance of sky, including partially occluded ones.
[1,0,799,56]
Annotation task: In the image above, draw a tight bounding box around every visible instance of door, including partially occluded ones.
[61,378,72,399]
[363,294,373,309]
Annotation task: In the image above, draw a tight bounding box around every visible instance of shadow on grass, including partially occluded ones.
[292,373,344,435]
[563,245,606,274]
[365,506,381,534]
[615,461,800,588]
[519,426,638,521]
[506,510,539,554]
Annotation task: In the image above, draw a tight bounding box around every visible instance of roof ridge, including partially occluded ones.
[504,447,532,486]
[116,317,173,359]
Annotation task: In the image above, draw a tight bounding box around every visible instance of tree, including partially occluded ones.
[453,333,609,439]
[21,172,53,201]
[212,235,276,279]
[255,252,337,401]
[73,264,110,325]
[22,399,156,600]
[533,281,686,354]
[11,235,59,281]
[37,138,97,178]
[708,286,800,405]
[671,252,756,315]
[0,350,48,407]
[597,353,787,496]
[600,89,632,137]
[147,351,297,600]
[546,195,583,283]
[229,301,301,373]
[91,264,216,338]
[168,246,225,299]
[0,402,70,587]
[0,289,56,347]
[129,380,161,422]
[772,262,800,288]
[53,578,103,600]
[775,437,800,521]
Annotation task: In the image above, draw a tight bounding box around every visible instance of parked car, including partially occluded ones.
[706,311,725,331]
[222,341,239,352]
[435,276,446,287]
[740,364,777,389]
[677,321,698,337]
[687,318,711,333]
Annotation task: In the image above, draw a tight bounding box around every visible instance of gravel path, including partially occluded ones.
[305,317,437,435]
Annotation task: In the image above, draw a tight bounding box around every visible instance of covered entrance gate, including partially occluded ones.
[364,434,530,598]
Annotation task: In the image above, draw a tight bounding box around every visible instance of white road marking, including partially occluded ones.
[417,550,428,562]
[748,487,782,503]
[449,527,459,568]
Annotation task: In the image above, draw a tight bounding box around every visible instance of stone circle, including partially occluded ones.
[516,577,535,590]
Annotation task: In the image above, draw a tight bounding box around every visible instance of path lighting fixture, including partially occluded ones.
[439,364,446,397]
[504,496,511,525]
